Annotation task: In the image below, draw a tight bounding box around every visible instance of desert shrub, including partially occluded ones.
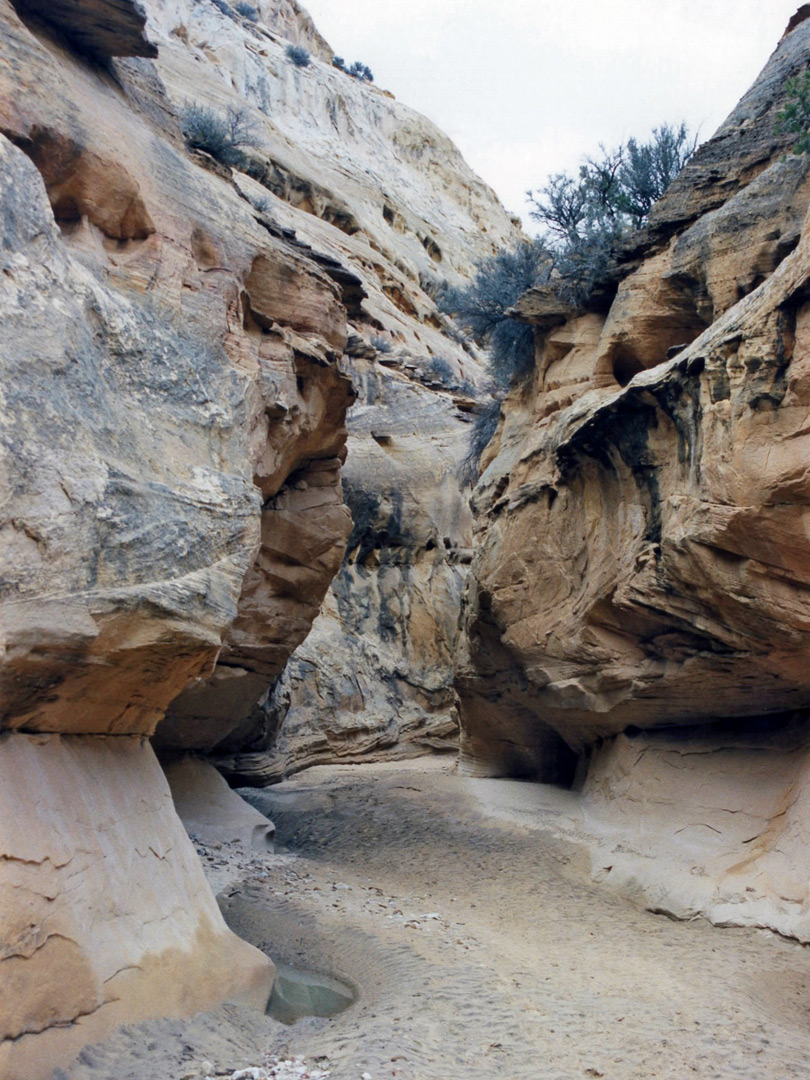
[527,123,695,305]
[774,71,810,155]
[442,126,693,391]
[332,56,373,82]
[439,240,550,389]
[234,1,258,18]
[528,123,694,244]
[349,61,374,82]
[286,44,311,68]
[425,356,456,385]
[210,0,233,13]
[460,396,502,483]
[370,334,392,354]
[250,193,270,213]
[181,102,260,168]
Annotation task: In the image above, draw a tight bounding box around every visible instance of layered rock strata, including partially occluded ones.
[0,2,346,1072]
[458,11,810,935]
[127,0,521,776]
[0,0,520,1071]
[217,350,474,782]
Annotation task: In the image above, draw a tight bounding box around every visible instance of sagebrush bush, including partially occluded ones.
[460,396,502,483]
[234,1,258,18]
[425,356,456,386]
[526,123,695,306]
[286,44,311,67]
[370,334,392,354]
[349,61,374,82]
[333,56,373,81]
[439,241,550,389]
[181,102,259,169]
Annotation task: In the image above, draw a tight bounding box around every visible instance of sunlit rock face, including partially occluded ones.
[456,10,810,935]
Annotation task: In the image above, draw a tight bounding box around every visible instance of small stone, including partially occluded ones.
[199,1063,215,1078]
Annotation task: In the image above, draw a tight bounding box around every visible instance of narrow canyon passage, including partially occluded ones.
[70,759,810,1080]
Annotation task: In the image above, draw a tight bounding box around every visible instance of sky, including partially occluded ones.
[300,0,802,230]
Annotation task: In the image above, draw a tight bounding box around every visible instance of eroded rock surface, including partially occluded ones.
[10,0,157,58]
[0,734,273,1080]
[217,354,474,782]
[458,11,810,937]
[0,0,519,1070]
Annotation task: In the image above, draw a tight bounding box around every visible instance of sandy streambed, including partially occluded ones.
[63,758,810,1080]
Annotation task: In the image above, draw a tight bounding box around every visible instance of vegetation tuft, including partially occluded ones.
[286,44,311,68]
[370,334,392,354]
[438,241,550,390]
[234,1,258,18]
[442,124,695,472]
[774,71,810,155]
[333,56,374,82]
[180,102,260,169]
[460,397,502,485]
[527,122,695,306]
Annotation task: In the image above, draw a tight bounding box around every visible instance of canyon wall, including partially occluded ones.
[458,11,810,939]
[0,0,518,1074]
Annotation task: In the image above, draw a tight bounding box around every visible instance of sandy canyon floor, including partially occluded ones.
[63,758,810,1080]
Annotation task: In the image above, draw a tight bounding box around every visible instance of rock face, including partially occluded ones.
[0,0,519,1071]
[10,0,157,58]
[117,0,519,778]
[0,734,273,1080]
[579,721,810,943]
[217,351,474,782]
[458,12,810,936]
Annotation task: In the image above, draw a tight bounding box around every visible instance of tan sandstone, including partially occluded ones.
[457,10,810,938]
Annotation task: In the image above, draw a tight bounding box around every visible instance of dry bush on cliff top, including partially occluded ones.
[443,124,695,472]
[528,122,696,305]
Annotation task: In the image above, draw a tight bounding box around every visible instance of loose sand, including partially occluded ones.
[62,758,810,1080]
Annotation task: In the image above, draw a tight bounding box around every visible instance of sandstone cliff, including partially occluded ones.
[458,11,810,940]
[0,0,519,1073]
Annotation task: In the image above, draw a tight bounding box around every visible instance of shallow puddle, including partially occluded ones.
[267,963,356,1025]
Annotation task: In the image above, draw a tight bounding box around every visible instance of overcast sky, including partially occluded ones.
[301,0,801,229]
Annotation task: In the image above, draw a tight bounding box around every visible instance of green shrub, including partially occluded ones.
[286,44,311,68]
[774,71,810,155]
[181,102,259,169]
